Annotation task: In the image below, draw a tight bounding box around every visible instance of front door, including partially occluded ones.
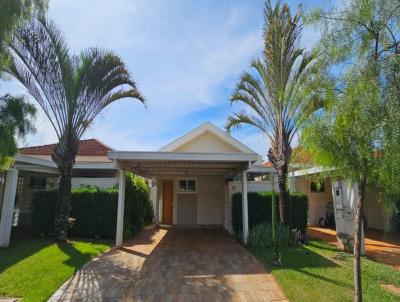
[162,180,173,224]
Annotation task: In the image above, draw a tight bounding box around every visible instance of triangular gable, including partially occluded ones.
[159,122,257,154]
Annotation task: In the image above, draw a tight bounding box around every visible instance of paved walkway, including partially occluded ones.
[49,228,287,302]
[308,227,400,270]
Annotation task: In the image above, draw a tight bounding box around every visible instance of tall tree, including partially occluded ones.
[0,0,47,168]
[226,0,317,225]
[6,18,145,241]
[304,1,400,301]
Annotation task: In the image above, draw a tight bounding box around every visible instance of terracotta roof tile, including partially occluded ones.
[19,138,113,156]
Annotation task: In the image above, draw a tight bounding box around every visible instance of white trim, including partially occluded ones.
[15,154,116,171]
[108,151,260,162]
[0,169,19,247]
[177,177,197,194]
[292,166,334,177]
[116,169,126,247]
[159,122,259,155]
[242,171,249,245]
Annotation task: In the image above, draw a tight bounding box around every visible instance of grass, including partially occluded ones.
[0,238,110,301]
[251,240,400,302]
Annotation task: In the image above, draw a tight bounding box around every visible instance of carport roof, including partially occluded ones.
[108,151,261,178]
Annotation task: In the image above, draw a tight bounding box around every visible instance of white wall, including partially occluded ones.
[294,176,333,226]
[71,177,118,189]
[196,175,224,225]
[152,174,225,226]
[364,185,391,231]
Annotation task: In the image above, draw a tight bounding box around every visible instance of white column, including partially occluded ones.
[116,169,126,247]
[242,171,249,245]
[154,177,159,226]
[0,168,19,248]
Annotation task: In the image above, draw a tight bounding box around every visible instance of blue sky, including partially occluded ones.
[0,0,342,158]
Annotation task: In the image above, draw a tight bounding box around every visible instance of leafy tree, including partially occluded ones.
[5,18,145,241]
[0,94,36,169]
[226,0,318,226]
[303,1,400,301]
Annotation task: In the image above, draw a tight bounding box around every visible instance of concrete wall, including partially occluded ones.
[294,176,333,226]
[364,185,391,231]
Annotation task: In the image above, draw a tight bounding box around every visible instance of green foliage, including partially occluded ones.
[0,94,36,170]
[31,173,153,239]
[248,223,290,248]
[232,192,308,234]
[0,238,109,302]
[251,240,400,302]
[302,70,382,182]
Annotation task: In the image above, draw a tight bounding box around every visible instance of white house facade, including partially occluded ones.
[109,122,270,246]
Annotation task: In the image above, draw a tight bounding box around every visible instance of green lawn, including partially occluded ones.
[252,240,400,302]
[0,238,110,301]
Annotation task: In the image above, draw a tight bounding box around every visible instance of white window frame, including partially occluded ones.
[177,177,197,194]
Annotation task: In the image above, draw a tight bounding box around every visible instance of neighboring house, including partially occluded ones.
[0,139,118,235]
[292,167,396,233]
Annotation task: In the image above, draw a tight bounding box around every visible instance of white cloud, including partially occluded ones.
[0,0,338,159]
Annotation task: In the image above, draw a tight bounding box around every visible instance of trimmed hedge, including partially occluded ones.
[31,173,153,239]
[232,192,308,234]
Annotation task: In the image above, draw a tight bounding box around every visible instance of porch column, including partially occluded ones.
[154,177,159,226]
[242,171,249,245]
[0,168,19,248]
[116,169,126,247]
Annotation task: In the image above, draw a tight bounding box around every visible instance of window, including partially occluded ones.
[311,180,324,192]
[29,177,47,190]
[178,178,196,193]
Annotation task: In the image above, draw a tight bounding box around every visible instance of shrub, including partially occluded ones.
[248,223,290,248]
[232,191,308,234]
[31,173,153,239]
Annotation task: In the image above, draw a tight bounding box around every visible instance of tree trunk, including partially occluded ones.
[271,173,279,265]
[354,173,366,302]
[277,165,289,225]
[54,162,73,242]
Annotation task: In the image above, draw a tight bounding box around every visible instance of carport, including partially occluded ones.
[108,151,260,246]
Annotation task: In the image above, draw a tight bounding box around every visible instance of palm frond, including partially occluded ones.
[228,0,317,165]
[6,17,144,167]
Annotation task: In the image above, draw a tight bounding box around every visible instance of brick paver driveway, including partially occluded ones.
[49,228,287,302]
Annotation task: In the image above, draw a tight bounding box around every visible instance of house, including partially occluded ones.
[0,123,274,247]
[291,167,397,233]
[0,139,119,246]
[108,122,271,246]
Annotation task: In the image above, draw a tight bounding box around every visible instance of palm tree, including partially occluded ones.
[6,18,145,241]
[226,0,316,225]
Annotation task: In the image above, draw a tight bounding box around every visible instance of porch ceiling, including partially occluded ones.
[108,151,260,178]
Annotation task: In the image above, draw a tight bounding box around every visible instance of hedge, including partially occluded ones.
[232,192,308,234]
[31,173,154,239]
